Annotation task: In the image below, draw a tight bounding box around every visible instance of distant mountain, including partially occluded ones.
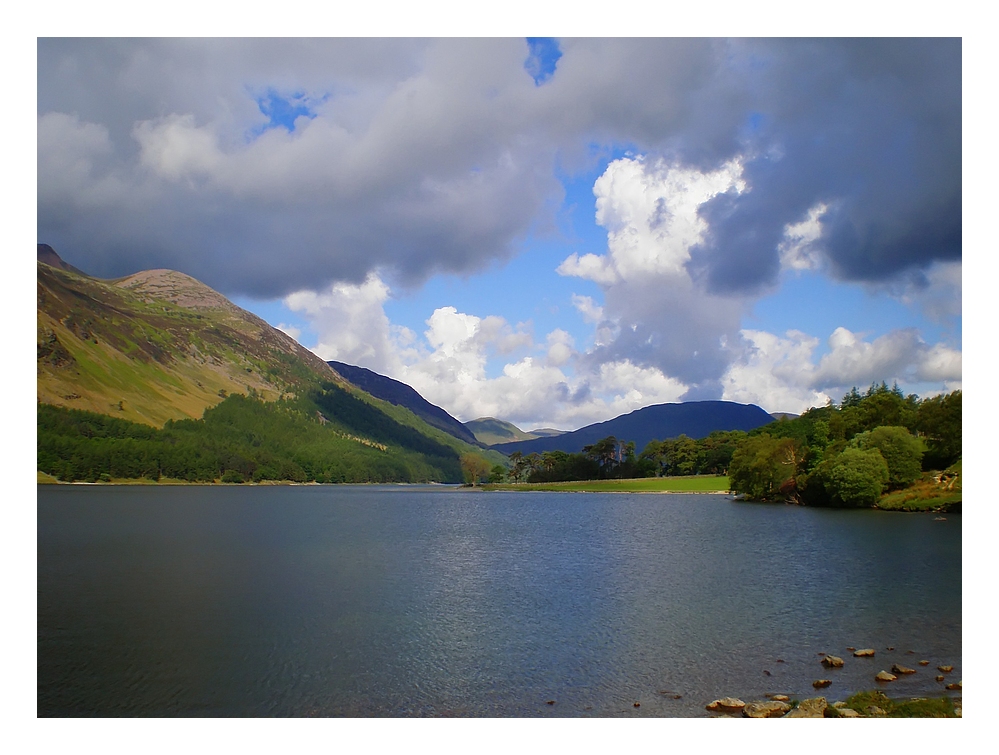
[466,417,546,446]
[491,400,774,456]
[770,412,800,421]
[528,427,566,438]
[327,361,479,446]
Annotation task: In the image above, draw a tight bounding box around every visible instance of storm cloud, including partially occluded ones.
[38,38,961,300]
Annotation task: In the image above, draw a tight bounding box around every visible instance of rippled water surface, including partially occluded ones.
[37,485,961,716]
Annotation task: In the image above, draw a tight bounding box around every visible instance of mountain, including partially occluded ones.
[466,417,547,446]
[37,245,503,483]
[770,412,800,421]
[327,360,479,446]
[528,427,566,438]
[38,249,342,427]
[491,400,774,456]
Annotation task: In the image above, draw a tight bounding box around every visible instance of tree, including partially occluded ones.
[728,434,801,501]
[854,426,923,490]
[801,448,889,507]
[460,453,492,485]
[916,390,961,469]
[487,464,507,483]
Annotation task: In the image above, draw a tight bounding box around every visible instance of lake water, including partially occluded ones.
[37,485,962,717]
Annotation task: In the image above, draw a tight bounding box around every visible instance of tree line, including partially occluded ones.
[728,383,960,506]
[481,383,960,507]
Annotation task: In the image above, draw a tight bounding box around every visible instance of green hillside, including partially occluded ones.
[466,417,544,446]
[37,250,502,483]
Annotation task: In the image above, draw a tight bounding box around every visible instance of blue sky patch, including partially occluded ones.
[253,89,316,133]
[525,38,562,85]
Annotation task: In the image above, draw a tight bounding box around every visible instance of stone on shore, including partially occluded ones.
[706,697,746,713]
[854,648,875,657]
[875,671,897,682]
[891,663,916,675]
[784,697,827,718]
[821,655,845,668]
[743,700,791,718]
[837,707,861,717]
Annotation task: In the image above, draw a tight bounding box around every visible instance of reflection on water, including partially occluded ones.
[37,485,961,716]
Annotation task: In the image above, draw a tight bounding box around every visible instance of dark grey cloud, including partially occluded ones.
[689,38,961,293]
[38,38,960,302]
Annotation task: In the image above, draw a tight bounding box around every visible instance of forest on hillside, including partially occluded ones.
[37,382,463,484]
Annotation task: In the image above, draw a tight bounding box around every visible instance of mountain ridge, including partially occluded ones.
[491,400,774,456]
[327,360,480,446]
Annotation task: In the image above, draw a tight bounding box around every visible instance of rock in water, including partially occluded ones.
[743,700,791,718]
[875,671,897,682]
[891,663,916,675]
[853,648,876,657]
[784,698,828,718]
[938,665,953,673]
[821,655,845,668]
[813,679,832,688]
[706,697,746,713]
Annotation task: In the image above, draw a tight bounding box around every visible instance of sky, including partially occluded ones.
[36,37,963,431]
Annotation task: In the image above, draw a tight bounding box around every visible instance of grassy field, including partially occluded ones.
[482,475,730,493]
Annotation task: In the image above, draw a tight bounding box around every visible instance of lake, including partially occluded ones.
[37,484,962,717]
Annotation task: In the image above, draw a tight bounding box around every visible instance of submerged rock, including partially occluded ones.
[784,697,827,718]
[706,697,746,713]
[854,648,876,657]
[821,655,845,668]
[743,700,791,718]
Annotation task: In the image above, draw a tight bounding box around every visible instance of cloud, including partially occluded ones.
[559,156,750,395]
[812,327,962,390]
[284,274,689,429]
[39,39,960,300]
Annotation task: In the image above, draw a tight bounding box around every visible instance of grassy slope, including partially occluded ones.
[38,262,338,426]
[465,417,540,446]
[877,460,962,511]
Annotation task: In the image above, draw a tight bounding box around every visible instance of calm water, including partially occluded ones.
[37,485,962,717]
